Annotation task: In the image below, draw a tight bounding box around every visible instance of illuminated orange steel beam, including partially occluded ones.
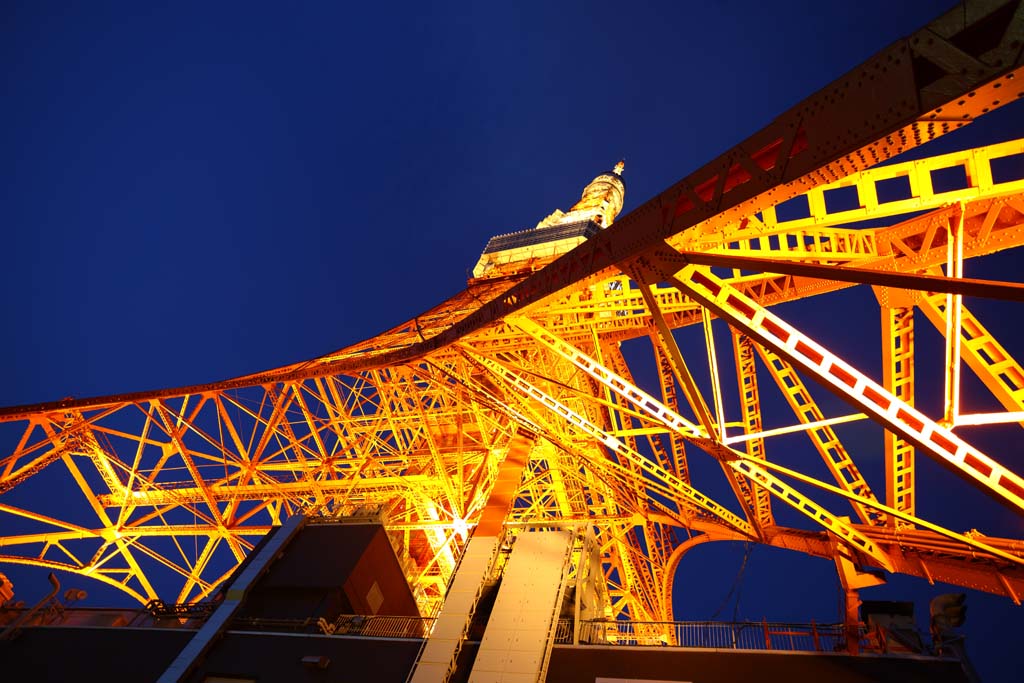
[702,313,728,438]
[651,342,691,483]
[918,286,1024,424]
[428,191,1024,364]
[463,347,754,537]
[681,137,1024,248]
[742,455,1024,570]
[600,342,682,479]
[673,251,1024,302]
[762,523,1024,602]
[880,305,916,518]
[443,351,681,622]
[507,316,774,533]
[594,196,1024,347]
[942,206,967,425]
[634,284,770,528]
[661,260,1024,512]
[729,334,767,495]
[491,321,899,569]
[475,432,534,536]
[754,346,884,526]
[635,286,715,437]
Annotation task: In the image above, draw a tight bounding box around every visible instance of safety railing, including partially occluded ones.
[229,613,435,639]
[3,604,435,639]
[554,618,573,644]
[558,619,871,653]
[340,614,435,639]
[1,602,212,630]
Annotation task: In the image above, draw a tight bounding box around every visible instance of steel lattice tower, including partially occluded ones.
[1,0,1023,642]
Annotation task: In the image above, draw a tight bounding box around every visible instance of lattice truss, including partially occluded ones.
[1,0,1024,623]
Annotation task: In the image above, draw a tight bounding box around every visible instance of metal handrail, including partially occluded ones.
[230,613,435,639]
[562,619,873,653]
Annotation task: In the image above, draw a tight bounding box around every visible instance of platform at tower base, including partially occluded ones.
[0,624,972,682]
[0,518,970,683]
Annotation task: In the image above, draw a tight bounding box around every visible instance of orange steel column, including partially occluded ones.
[475,432,534,537]
[881,305,916,518]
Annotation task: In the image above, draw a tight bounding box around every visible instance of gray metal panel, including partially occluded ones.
[469,530,573,683]
[410,535,500,683]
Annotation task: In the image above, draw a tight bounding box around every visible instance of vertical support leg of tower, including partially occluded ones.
[732,331,774,528]
[943,207,965,426]
[881,304,916,519]
[409,432,534,683]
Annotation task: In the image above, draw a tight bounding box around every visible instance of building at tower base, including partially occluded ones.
[0,516,972,683]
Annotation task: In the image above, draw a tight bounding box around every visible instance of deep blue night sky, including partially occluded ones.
[2,1,1021,679]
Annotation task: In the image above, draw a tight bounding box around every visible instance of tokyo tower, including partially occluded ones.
[1,2,1023,674]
